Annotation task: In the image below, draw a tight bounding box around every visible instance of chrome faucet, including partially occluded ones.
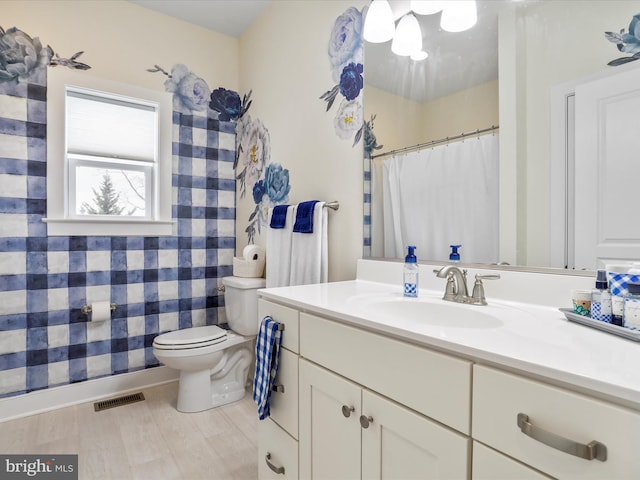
[434,266,500,305]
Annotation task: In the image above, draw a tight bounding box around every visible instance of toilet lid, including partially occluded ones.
[153,325,227,348]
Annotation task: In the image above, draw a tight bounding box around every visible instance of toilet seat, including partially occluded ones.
[153,325,228,351]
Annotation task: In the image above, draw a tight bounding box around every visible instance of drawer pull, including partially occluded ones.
[517,413,607,462]
[341,405,355,418]
[272,384,285,393]
[265,452,285,474]
[360,415,374,429]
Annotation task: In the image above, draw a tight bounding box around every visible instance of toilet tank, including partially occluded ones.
[221,276,266,336]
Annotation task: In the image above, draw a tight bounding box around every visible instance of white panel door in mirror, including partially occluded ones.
[574,65,640,270]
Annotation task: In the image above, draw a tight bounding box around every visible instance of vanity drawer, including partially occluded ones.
[258,418,298,480]
[269,347,299,439]
[472,442,552,480]
[299,313,472,434]
[472,365,640,479]
[258,299,299,353]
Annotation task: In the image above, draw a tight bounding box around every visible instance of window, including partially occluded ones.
[46,69,174,236]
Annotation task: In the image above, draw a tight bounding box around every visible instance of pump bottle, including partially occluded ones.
[449,245,462,263]
[591,269,612,323]
[403,246,418,297]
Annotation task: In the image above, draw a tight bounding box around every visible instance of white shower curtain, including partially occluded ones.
[382,133,499,263]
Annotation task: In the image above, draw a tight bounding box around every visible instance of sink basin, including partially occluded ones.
[349,293,504,329]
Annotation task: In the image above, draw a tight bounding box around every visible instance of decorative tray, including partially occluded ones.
[559,307,640,342]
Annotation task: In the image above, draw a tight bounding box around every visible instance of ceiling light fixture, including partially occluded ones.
[391,13,423,57]
[440,0,477,33]
[410,50,429,61]
[363,0,395,43]
[410,1,446,16]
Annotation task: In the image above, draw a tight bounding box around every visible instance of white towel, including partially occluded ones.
[289,202,328,286]
[266,205,296,288]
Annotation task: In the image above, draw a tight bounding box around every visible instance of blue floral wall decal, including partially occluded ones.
[149,63,291,244]
[210,87,252,121]
[605,13,640,66]
[320,7,382,158]
[237,115,290,243]
[0,25,90,84]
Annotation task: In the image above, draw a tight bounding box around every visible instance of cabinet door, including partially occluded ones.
[361,390,470,480]
[472,442,552,480]
[299,359,361,480]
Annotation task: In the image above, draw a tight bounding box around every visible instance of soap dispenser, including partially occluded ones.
[449,245,462,263]
[403,246,418,298]
[591,269,612,323]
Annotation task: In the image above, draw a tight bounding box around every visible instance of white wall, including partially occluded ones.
[238,1,365,281]
[4,0,239,93]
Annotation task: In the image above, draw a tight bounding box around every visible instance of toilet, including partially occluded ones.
[152,276,266,413]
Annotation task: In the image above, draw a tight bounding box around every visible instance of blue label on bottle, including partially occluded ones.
[404,283,417,297]
[591,301,612,323]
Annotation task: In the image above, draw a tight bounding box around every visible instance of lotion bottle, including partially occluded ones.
[403,246,418,298]
[591,269,612,323]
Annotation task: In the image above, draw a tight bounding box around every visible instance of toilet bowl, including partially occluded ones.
[152,276,266,413]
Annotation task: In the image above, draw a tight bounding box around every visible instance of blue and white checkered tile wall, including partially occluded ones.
[0,69,236,398]
[363,155,372,257]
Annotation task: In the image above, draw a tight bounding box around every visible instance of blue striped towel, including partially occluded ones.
[252,316,283,420]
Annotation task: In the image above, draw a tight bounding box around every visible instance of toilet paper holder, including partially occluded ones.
[81,303,117,315]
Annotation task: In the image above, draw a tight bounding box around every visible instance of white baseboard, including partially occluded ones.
[0,366,179,423]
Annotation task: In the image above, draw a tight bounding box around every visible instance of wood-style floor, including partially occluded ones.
[0,382,258,480]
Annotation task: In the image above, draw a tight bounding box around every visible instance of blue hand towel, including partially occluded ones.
[252,316,283,420]
[293,200,319,233]
[270,204,289,229]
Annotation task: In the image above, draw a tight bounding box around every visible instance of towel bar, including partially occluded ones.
[324,201,339,211]
[277,323,285,331]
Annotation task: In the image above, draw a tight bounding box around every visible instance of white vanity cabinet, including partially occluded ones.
[298,313,471,480]
[257,286,640,480]
[256,299,300,479]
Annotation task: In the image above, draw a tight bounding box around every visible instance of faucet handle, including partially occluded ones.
[476,274,500,281]
[471,274,500,305]
[443,273,457,301]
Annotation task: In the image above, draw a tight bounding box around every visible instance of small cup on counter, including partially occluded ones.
[571,289,592,317]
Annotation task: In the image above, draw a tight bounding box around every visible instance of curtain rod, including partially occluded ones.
[371,125,499,159]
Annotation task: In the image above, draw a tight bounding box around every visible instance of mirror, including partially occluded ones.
[363,0,639,270]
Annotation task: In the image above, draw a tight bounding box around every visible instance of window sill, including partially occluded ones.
[43,218,176,237]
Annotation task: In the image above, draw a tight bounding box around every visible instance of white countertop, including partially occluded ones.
[258,278,640,411]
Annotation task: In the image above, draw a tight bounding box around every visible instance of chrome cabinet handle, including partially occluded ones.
[265,452,285,475]
[517,413,607,461]
[341,405,355,418]
[359,415,373,428]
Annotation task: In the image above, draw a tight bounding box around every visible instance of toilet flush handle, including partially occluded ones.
[217,286,225,293]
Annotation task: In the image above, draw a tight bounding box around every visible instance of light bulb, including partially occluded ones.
[391,14,423,57]
[440,1,477,33]
[410,1,446,15]
[411,50,429,61]
[363,0,395,43]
